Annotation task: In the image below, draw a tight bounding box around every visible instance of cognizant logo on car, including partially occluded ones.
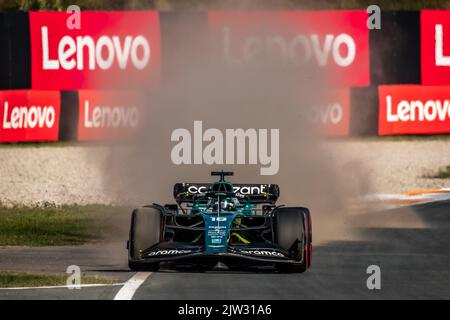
[187,184,269,195]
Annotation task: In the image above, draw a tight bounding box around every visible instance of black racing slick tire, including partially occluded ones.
[128,207,162,271]
[274,207,312,273]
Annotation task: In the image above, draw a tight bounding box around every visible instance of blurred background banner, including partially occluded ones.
[207,10,370,87]
[1,7,450,142]
[77,90,145,141]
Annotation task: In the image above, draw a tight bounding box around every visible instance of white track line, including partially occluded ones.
[114,272,151,300]
[0,283,124,290]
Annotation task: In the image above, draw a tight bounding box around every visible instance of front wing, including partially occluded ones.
[129,242,306,267]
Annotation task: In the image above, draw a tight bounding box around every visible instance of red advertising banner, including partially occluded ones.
[315,89,350,136]
[421,10,450,85]
[30,11,160,90]
[208,11,370,87]
[379,85,450,135]
[0,90,60,142]
[78,90,145,141]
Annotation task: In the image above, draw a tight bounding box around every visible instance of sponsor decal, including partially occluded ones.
[240,249,285,258]
[421,11,450,85]
[77,90,144,141]
[186,184,269,195]
[204,214,233,254]
[378,85,450,135]
[30,11,160,89]
[147,249,191,256]
[208,11,370,87]
[187,185,209,194]
[211,217,227,222]
[233,185,268,195]
[310,89,350,136]
[0,90,60,142]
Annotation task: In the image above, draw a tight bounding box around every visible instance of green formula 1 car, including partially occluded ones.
[127,171,312,273]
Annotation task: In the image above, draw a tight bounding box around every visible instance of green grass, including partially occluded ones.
[0,141,132,149]
[318,0,450,10]
[0,142,74,148]
[0,271,116,288]
[0,141,100,149]
[0,205,128,246]
[2,0,450,11]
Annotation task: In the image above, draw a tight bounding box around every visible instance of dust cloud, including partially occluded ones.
[89,10,423,245]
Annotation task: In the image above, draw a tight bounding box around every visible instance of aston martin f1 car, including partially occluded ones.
[127,171,312,273]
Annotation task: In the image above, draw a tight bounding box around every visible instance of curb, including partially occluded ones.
[364,188,450,210]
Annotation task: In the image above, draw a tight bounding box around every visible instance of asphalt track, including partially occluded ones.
[0,200,449,300]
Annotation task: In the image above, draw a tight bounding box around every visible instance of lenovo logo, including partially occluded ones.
[309,89,350,136]
[435,24,450,66]
[41,26,151,71]
[83,100,139,129]
[379,85,450,135]
[30,11,160,90]
[3,102,56,129]
[209,11,369,87]
[421,11,450,85]
[311,103,344,125]
[77,91,144,141]
[0,90,60,142]
[222,27,356,67]
[385,95,450,122]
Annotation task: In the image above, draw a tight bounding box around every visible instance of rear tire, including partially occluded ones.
[128,207,162,271]
[274,207,312,273]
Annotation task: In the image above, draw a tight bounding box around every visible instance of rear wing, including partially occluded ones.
[173,183,280,204]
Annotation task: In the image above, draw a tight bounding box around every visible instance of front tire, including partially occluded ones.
[128,207,162,271]
[274,207,312,273]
